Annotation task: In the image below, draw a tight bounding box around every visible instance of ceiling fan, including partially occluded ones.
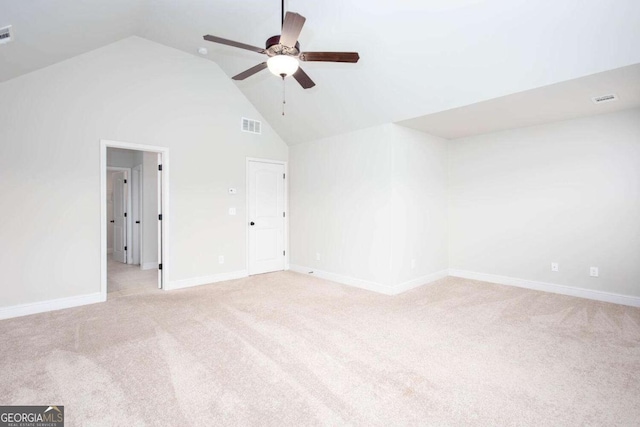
[202,1,360,90]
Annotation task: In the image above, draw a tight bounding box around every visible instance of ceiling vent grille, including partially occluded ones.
[591,93,618,104]
[0,26,12,44]
[241,117,262,134]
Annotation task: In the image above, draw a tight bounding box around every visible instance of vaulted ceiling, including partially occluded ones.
[2,0,640,144]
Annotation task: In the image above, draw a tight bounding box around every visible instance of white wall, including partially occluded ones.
[391,125,448,285]
[291,109,640,301]
[448,108,640,298]
[290,125,394,287]
[142,151,158,267]
[0,36,287,309]
[290,123,448,293]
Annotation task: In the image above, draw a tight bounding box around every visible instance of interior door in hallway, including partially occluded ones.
[248,160,285,275]
[112,171,127,264]
[132,165,142,265]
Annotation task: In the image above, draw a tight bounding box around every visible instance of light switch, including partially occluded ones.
[228,207,236,216]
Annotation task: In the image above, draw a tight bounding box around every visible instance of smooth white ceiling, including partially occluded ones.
[397,63,640,139]
[2,0,640,144]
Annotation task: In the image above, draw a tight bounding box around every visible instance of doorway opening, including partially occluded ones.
[101,140,169,299]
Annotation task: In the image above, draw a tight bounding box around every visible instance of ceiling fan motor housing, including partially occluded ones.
[265,35,300,57]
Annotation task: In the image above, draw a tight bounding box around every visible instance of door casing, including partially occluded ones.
[100,140,170,300]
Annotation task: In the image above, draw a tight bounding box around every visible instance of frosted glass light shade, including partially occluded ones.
[267,55,299,77]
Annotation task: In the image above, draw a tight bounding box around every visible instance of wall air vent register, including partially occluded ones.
[0,26,13,44]
[241,117,262,134]
[591,94,618,104]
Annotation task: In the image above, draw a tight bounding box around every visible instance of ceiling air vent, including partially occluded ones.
[0,26,12,44]
[241,117,262,134]
[591,93,618,104]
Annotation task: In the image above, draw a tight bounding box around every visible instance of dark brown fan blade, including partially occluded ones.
[203,35,266,54]
[292,67,316,89]
[299,52,360,63]
[232,62,268,80]
[279,12,306,48]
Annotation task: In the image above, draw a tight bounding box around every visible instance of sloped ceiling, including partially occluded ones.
[0,0,144,81]
[397,63,640,139]
[2,0,640,144]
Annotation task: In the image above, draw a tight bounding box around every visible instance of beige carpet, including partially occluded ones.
[1,272,639,426]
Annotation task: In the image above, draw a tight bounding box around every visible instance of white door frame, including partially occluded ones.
[107,166,133,264]
[246,157,289,274]
[101,139,170,300]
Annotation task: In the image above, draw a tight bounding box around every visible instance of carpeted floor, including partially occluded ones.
[1,272,639,426]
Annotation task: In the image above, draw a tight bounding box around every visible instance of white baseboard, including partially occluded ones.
[448,269,640,308]
[141,262,158,270]
[0,292,105,321]
[395,269,450,293]
[289,264,394,294]
[289,265,448,295]
[167,270,248,291]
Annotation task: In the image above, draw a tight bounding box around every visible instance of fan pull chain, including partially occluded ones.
[282,74,286,116]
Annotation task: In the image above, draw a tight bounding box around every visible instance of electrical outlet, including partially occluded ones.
[551,263,559,272]
[411,259,416,269]
[590,267,599,277]
[218,255,224,264]
[316,253,321,261]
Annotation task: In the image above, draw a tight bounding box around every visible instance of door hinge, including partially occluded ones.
[159,263,163,270]
[124,246,127,251]
[283,212,285,218]
[124,179,127,184]
[158,165,163,171]
[124,212,127,218]
[283,250,285,256]
[283,173,285,179]
[158,214,162,221]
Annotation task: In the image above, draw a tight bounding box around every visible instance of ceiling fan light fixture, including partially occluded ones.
[267,55,299,77]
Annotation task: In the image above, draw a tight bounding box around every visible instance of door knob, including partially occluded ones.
[110,220,114,223]
[135,221,140,224]
[250,221,255,226]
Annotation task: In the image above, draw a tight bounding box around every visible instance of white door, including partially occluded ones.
[132,166,142,265]
[112,171,127,264]
[248,161,285,275]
